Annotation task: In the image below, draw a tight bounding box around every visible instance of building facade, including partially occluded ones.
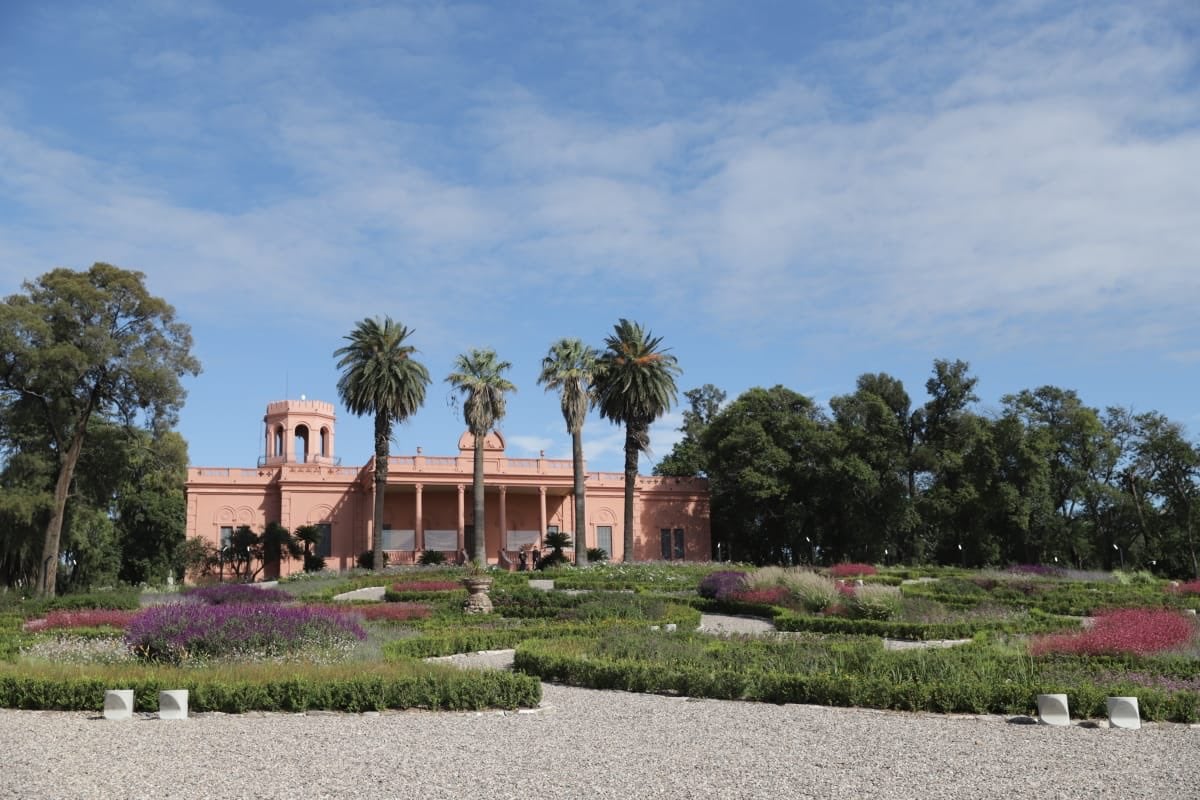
[185,399,711,576]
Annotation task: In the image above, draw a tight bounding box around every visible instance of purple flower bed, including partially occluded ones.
[126,603,366,663]
[183,583,294,605]
[698,571,748,600]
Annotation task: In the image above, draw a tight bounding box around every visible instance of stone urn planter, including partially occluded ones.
[462,576,494,614]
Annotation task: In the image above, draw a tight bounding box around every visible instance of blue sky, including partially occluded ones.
[2,1,1198,472]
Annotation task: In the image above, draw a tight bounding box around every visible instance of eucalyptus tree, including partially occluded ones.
[446,348,516,564]
[593,319,680,562]
[334,317,430,571]
[0,264,200,595]
[537,338,598,566]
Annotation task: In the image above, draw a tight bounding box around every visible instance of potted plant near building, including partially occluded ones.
[461,560,494,614]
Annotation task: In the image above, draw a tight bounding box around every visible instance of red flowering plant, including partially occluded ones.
[1168,580,1200,597]
[335,603,432,622]
[1029,608,1197,658]
[23,609,140,633]
[390,581,461,593]
[828,563,877,579]
[729,586,791,606]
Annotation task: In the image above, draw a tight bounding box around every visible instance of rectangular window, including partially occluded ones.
[661,528,672,561]
[596,526,612,557]
[315,523,332,558]
[219,526,234,549]
[547,524,559,535]
[673,528,685,560]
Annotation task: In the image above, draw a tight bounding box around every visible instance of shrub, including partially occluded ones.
[418,550,446,566]
[845,584,902,621]
[1030,608,1196,657]
[829,563,877,579]
[778,570,839,613]
[697,571,747,600]
[184,583,292,605]
[357,550,389,570]
[303,555,327,572]
[23,610,140,633]
[125,603,366,664]
[586,548,608,562]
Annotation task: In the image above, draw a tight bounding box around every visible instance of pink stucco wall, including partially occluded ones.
[185,399,710,579]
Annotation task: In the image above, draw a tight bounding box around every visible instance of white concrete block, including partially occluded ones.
[664,623,677,632]
[158,689,189,720]
[1037,693,1070,726]
[104,690,134,721]
[1107,696,1141,730]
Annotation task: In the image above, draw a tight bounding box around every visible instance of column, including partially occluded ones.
[498,486,507,552]
[456,484,465,552]
[414,483,424,552]
[538,487,547,545]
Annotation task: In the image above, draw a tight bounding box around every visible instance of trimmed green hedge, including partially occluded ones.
[513,633,1200,721]
[0,662,540,712]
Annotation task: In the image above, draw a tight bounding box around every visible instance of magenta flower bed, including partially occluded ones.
[1030,608,1197,657]
[23,609,140,632]
[126,603,366,663]
[828,563,877,579]
[332,603,432,622]
[729,587,790,606]
[1008,564,1065,578]
[184,583,293,605]
[1169,580,1200,597]
[390,581,461,593]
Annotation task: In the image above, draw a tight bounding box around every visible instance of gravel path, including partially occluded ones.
[2,686,1195,799]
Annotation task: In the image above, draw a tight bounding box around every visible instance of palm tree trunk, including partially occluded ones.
[573,429,587,566]
[373,413,389,571]
[622,423,639,562]
[473,433,486,564]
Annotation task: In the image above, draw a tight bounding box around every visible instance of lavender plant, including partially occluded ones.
[125,603,366,664]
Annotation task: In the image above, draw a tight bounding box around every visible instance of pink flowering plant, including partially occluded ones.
[390,581,461,593]
[333,603,432,622]
[1029,608,1197,657]
[22,609,140,633]
[828,563,877,579]
[125,603,366,664]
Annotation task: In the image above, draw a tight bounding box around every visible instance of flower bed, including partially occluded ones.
[184,583,293,605]
[22,609,140,633]
[126,603,366,663]
[1030,608,1197,657]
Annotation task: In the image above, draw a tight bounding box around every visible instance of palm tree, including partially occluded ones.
[446,348,516,564]
[593,319,680,562]
[334,317,430,571]
[537,338,598,566]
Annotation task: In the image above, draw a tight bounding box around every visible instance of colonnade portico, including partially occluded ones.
[392,480,559,556]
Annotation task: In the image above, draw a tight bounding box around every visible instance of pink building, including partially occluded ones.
[185,399,711,576]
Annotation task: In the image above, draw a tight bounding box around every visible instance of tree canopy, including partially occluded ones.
[0,264,200,594]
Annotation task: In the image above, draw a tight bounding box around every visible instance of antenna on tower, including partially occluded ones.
[285,371,289,399]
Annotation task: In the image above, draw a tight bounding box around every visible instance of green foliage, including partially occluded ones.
[0,661,539,712]
[0,264,201,595]
[586,547,608,563]
[418,550,446,566]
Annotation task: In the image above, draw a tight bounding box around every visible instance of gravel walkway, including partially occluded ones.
[2,686,1195,799]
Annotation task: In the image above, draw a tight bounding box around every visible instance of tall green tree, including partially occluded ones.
[0,264,200,595]
[655,383,726,478]
[446,348,516,564]
[334,317,430,571]
[537,338,598,566]
[593,319,680,562]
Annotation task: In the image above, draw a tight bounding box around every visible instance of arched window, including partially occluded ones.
[320,427,330,458]
[295,424,310,464]
[273,425,285,457]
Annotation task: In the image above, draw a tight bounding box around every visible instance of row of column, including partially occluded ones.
[409,484,551,552]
